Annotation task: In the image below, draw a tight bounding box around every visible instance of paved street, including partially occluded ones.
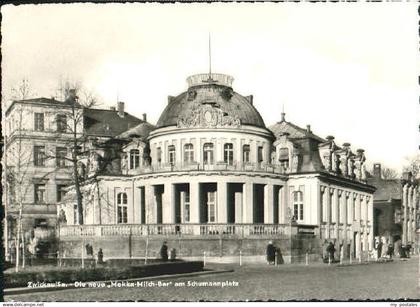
[5,257,419,301]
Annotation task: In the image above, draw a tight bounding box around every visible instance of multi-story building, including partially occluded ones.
[59,73,376,263]
[3,92,144,259]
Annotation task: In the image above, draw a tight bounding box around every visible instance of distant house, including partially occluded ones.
[3,94,145,260]
[367,163,418,248]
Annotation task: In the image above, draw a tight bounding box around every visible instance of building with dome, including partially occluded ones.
[59,72,376,263]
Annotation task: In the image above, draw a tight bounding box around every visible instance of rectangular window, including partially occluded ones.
[129,149,140,169]
[56,114,67,132]
[34,184,46,203]
[257,146,263,163]
[207,191,216,223]
[168,145,176,165]
[56,147,67,167]
[168,145,175,165]
[293,191,304,221]
[203,143,214,165]
[243,145,250,163]
[224,143,234,166]
[57,185,67,202]
[184,144,194,163]
[184,192,190,222]
[34,113,44,131]
[34,146,46,166]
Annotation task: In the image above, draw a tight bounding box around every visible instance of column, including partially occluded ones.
[354,194,360,221]
[402,184,408,245]
[364,195,369,225]
[321,186,327,223]
[413,186,418,245]
[162,183,175,223]
[408,186,413,243]
[145,185,155,224]
[190,182,201,223]
[264,184,274,223]
[367,196,373,251]
[243,182,254,223]
[278,186,285,224]
[217,181,227,223]
[334,189,339,240]
[359,195,364,224]
[355,231,361,258]
[318,186,324,225]
[327,188,333,238]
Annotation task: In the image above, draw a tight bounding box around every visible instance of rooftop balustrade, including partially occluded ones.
[133,161,288,176]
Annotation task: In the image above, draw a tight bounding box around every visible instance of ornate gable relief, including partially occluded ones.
[177,103,241,128]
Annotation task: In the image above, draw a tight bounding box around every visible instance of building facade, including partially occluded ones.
[3,93,144,260]
[59,73,376,263]
[367,163,419,254]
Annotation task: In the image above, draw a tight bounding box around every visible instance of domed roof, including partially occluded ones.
[156,73,266,129]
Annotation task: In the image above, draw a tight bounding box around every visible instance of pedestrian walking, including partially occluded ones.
[266,241,276,265]
[97,248,104,264]
[326,242,336,262]
[377,240,383,259]
[160,241,168,262]
[387,243,393,259]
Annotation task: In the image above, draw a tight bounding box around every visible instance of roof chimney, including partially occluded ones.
[117,101,125,118]
[373,163,382,179]
[247,95,253,105]
[326,135,335,142]
[110,106,116,111]
[142,113,147,122]
[306,125,311,133]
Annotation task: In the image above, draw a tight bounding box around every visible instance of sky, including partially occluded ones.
[2,3,418,171]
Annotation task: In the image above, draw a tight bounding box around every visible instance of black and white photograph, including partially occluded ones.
[1,1,419,303]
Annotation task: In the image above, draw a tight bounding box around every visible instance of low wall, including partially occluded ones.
[59,234,322,264]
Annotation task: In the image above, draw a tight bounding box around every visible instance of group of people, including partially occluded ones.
[159,241,177,262]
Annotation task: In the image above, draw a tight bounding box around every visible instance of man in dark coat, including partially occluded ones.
[160,241,168,262]
[377,240,383,259]
[326,242,336,262]
[266,241,276,265]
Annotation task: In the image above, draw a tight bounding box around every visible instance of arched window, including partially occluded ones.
[279,147,289,169]
[129,149,140,169]
[242,145,250,163]
[293,191,304,221]
[117,192,128,224]
[184,143,194,163]
[203,143,214,165]
[224,143,234,166]
[168,145,176,165]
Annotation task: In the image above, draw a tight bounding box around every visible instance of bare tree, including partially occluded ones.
[51,80,103,225]
[380,166,399,180]
[10,78,33,100]
[5,103,34,271]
